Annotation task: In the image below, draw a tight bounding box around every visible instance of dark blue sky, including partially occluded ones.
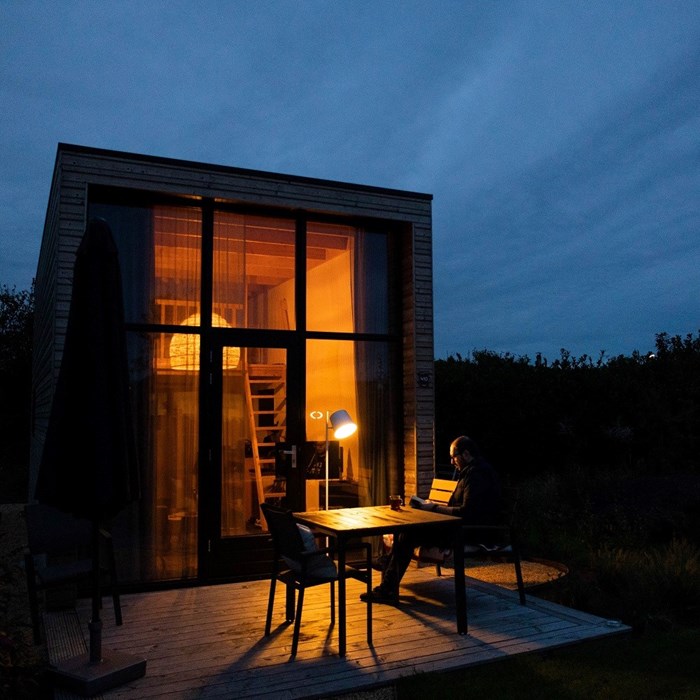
[2,1,699,360]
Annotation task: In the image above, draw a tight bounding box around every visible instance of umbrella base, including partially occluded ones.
[49,650,147,696]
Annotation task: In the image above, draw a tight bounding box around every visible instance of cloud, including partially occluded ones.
[434,47,700,359]
[1,1,699,361]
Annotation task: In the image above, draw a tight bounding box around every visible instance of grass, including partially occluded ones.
[396,627,700,699]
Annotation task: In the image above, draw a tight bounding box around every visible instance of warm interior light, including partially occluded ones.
[329,409,357,439]
[305,409,358,509]
[169,313,240,370]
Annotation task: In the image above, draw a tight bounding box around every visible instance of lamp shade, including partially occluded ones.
[169,313,240,370]
[329,409,357,439]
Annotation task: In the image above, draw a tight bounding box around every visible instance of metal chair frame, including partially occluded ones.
[261,502,372,657]
[24,504,122,644]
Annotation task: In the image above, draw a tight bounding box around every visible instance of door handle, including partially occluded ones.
[280,445,297,470]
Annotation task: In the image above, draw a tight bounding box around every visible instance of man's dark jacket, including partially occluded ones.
[435,457,502,526]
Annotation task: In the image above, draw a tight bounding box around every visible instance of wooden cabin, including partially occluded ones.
[30,143,434,586]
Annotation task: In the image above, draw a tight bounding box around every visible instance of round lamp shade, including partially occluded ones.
[170,313,240,370]
[329,409,357,439]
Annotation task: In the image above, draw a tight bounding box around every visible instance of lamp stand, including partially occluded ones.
[325,411,330,510]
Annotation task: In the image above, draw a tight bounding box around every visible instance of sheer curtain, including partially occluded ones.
[103,202,202,583]
[150,206,201,580]
[213,212,296,330]
[353,231,398,508]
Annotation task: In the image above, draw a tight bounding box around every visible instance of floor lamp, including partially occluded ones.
[311,409,357,510]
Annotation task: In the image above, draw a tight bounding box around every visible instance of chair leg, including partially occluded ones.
[330,580,335,625]
[513,552,526,605]
[285,583,295,622]
[25,553,41,644]
[365,546,373,645]
[106,539,123,626]
[291,587,304,658]
[265,577,277,636]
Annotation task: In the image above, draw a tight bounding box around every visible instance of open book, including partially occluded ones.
[409,494,427,508]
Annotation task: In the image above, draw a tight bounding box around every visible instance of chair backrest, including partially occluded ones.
[260,503,306,563]
[428,478,458,506]
[25,503,93,556]
[500,486,520,529]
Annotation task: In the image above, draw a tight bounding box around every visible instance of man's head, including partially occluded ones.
[449,435,480,471]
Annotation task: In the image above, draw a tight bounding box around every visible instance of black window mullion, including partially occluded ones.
[295,214,306,333]
[199,199,216,575]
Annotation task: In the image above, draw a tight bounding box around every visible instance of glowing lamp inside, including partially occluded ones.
[329,409,357,439]
[169,313,240,370]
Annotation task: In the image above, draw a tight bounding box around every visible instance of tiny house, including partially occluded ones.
[31,144,434,586]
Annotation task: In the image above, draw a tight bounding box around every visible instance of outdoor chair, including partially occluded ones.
[413,481,527,605]
[261,502,372,658]
[457,487,527,604]
[24,503,123,644]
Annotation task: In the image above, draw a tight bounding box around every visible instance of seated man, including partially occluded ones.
[361,435,502,603]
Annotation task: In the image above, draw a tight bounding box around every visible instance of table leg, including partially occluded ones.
[453,525,468,634]
[338,536,347,656]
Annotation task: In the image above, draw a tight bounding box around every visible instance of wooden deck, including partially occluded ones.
[44,565,629,699]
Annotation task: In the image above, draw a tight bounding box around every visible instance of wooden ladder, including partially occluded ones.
[244,362,287,530]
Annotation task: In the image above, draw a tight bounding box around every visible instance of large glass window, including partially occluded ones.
[90,201,202,583]
[115,332,199,583]
[307,223,395,334]
[214,212,296,329]
[306,339,400,509]
[89,201,201,328]
[221,347,287,536]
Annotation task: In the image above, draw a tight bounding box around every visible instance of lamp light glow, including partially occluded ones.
[309,408,358,509]
[329,409,357,439]
[169,313,240,370]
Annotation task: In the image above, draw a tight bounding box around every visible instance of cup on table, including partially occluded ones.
[389,495,403,511]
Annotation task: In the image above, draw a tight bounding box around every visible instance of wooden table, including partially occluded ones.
[294,505,467,656]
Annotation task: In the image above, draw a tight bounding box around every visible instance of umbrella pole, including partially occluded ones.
[48,517,146,695]
[89,518,102,664]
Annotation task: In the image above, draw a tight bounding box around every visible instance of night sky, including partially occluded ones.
[2,1,698,360]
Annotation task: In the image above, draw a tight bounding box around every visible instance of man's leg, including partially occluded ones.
[361,532,423,603]
[380,532,415,594]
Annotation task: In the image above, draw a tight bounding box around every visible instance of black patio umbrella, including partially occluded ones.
[35,218,145,694]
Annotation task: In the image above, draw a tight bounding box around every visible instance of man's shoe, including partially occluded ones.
[360,586,398,604]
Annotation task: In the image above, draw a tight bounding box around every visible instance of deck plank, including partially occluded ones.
[44,566,629,699]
